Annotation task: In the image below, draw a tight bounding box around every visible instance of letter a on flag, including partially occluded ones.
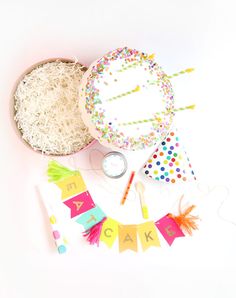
[118,225,137,252]
[63,191,95,218]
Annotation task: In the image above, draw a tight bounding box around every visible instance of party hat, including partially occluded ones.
[142,128,196,183]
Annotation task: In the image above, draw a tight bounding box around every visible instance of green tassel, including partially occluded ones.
[47,160,80,182]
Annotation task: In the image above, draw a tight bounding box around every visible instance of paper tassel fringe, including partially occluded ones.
[169,196,199,235]
[47,160,80,182]
[83,218,107,246]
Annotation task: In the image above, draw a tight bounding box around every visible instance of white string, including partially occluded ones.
[215,186,236,227]
[66,148,137,202]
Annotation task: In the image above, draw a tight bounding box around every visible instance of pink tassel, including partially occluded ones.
[83,218,107,246]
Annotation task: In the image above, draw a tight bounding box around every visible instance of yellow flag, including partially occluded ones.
[100,218,119,248]
[137,221,160,251]
[55,175,87,200]
[118,225,137,252]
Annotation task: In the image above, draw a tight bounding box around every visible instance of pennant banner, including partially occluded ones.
[118,225,137,252]
[42,161,199,254]
[63,191,95,218]
[76,205,106,230]
[155,214,185,246]
[55,174,87,200]
[137,221,161,251]
[100,217,119,248]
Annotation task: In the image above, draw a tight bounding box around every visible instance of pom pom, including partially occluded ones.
[83,218,107,246]
[47,160,80,182]
[169,195,199,236]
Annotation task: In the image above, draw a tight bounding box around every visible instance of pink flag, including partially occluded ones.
[155,214,184,246]
[63,191,95,218]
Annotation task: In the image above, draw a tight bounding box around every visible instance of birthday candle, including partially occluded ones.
[121,171,136,205]
[118,105,196,126]
[106,85,140,102]
[167,68,195,79]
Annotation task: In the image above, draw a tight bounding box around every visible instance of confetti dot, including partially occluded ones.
[166,178,170,182]
[153,154,157,158]
[53,230,60,240]
[166,138,171,142]
[160,152,164,156]
[169,162,173,167]
[155,177,160,181]
[174,153,177,157]
[177,174,182,178]
[189,164,192,168]
[176,137,179,141]
[171,179,175,183]
[170,169,174,174]
[163,146,167,151]
[148,159,152,163]
[170,132,175,136]
[183,177,187,181]
[175,161,180,166]
[164,160,168,164]
[63,238,69,244]
[191,170,195,175]
[145,170,149,174]
[154,170,158,175]
[168,150,172,155]
[161,175,165,179]
[176,168,180,172]
[167,156,171,160]
[170,146,174,150]
[50,215,56,224]
[164,172,169,176]
[58,245,67,254]
[161,167,165,171]
[148,164,152,168]
[156,161,161,166]
[162,141,166,145]
[171,158,175,162]
[176,143,179,147]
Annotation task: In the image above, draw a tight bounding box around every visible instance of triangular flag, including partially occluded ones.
[155,214,185,246]
[63,191,95,218]
[55,174,87,200]
[100,218,119,248]
[76,205,106,230]
[137,221,160,251]
[142,128,196,183]
[118,225,138,252]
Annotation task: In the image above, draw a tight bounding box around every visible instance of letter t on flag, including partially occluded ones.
[76,205,106,230]
[155,214,184,246]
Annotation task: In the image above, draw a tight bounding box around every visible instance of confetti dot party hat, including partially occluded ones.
[142,128,196,183]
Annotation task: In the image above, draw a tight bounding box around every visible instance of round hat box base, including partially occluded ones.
[12,58,95,156]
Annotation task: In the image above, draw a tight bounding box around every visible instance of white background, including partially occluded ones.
[1,1,236,297]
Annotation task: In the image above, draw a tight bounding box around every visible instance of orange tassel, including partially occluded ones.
[169,195,199,236]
